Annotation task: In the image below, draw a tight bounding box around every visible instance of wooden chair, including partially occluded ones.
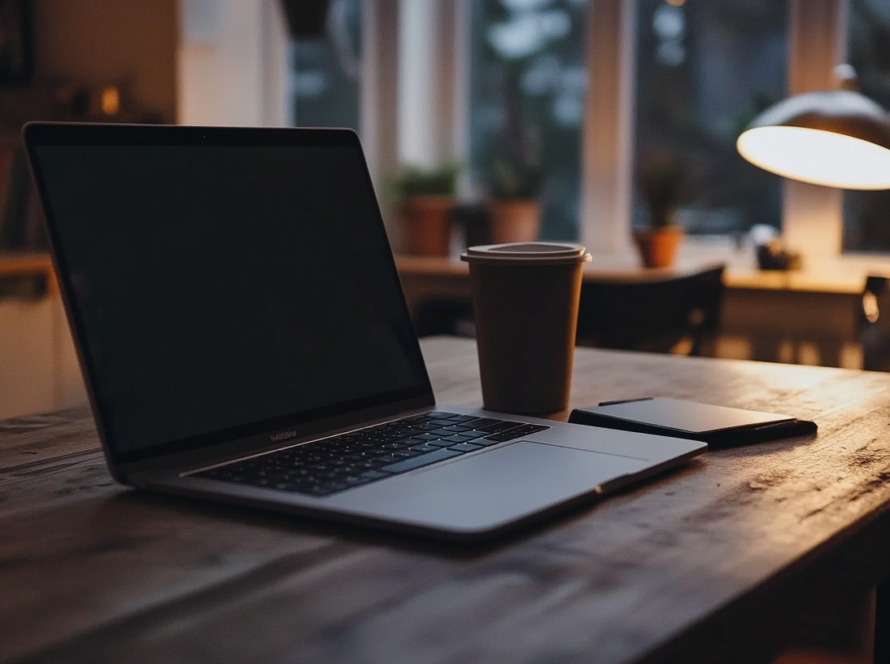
[413,298,476,338]
[859,275,890,371]
[575,265,725,356]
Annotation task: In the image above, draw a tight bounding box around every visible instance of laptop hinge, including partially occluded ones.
[120,400,435,480]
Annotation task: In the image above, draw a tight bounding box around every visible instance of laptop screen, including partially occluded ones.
[26,126,432,464]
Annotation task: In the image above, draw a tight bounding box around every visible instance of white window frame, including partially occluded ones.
[577,0,851,259]
[783,0,847,258]
[243,0,867,260]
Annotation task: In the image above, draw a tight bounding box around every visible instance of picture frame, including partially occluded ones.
[0,0,33,85]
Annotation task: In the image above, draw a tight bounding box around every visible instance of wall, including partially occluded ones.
[178,0,288,126]
[34,0,178,121]
[0,297,54,419]
[0,0,178,420]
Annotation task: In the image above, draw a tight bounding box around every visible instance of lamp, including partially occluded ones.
[737,68,890,191]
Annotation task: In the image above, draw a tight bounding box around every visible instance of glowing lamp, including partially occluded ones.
[737,88,890,190]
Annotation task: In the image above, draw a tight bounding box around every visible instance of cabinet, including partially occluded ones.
[0,253,86,420]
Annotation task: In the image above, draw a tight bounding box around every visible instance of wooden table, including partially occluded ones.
[3,337,890,663]
[396,255,869,367]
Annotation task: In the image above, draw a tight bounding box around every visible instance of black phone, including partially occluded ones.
[569,397,817,448]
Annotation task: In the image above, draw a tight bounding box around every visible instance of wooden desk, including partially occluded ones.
[2,337,890,663]
[396,255,866,367]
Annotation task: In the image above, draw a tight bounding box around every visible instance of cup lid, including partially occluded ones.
[461,242,591,265]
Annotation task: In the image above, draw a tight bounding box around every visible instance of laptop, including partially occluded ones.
[23,122,705,541]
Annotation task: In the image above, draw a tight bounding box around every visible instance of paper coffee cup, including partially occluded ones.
[461,242,591,414]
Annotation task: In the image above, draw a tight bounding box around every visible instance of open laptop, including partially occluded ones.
[23,122,705,541]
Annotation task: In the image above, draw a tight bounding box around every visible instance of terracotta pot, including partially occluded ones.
[401,196,454,256]
[488,199,541,245]
[632,226,684,268]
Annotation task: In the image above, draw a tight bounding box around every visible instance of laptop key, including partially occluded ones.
[449,443,484,452]
[381,448,464,473]
[409,422,441,431]
[423,419,458,427]
[466,418,502,427]
[411,432,445,442]
[441,433,484,444]
[483,424,550,442]
[426,411,461,419]
[475,421,523,433]
[346,461,380,471]
[514,424,551,435]
[483,430,527,442]
[390,449,422,460]
[423,439,457,448]
[410,443,443,453]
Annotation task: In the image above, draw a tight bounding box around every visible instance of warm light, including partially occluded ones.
[665,0,686,6]
[737,126,890,190]
[101,87,120,116]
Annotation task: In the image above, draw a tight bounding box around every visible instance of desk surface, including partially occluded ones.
[3,338,890,663]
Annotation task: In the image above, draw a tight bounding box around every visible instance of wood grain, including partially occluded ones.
[3,337,890,664]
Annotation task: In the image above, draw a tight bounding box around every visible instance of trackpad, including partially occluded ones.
[331,441,647,533]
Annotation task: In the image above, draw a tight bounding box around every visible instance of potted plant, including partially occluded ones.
[634,151,689,268]
[488,150,543,245]
[392,162,460,257]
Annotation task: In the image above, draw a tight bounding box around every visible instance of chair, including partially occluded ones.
[413,298,476,338]
[858,275,890,371]
[575,265,725,356]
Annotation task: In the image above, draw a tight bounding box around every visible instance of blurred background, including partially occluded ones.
[1,0,890,420]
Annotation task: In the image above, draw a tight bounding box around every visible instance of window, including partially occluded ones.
[268,0,882,259]
[632,0,789,236]
[843,0,890,253]
[289,0,362,130]
[469,0,587,241]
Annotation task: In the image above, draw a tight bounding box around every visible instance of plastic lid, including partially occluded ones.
[461,242,591,265]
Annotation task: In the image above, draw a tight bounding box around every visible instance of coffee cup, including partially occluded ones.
[460,242,591,414]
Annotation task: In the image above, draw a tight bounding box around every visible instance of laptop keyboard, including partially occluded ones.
[193,411,550,497]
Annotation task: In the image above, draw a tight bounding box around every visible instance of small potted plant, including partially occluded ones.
[634,150,689,268]
[488,153,543,245]
[392,162,460,257]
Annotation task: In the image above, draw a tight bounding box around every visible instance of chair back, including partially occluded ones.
[859,275,890,371]
[576,265,725,356]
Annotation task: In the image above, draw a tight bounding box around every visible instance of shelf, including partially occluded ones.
[0,252,56,295]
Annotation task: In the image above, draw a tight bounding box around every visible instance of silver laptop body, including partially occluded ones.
[24,122,704,541]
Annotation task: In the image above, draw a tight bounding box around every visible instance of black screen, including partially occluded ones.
[31,130,430,460]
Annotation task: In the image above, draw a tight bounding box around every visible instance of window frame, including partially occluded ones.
[576,0,851,258]
[278,0,866,259]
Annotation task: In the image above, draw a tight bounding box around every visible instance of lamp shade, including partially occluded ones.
[736,89,890,190]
